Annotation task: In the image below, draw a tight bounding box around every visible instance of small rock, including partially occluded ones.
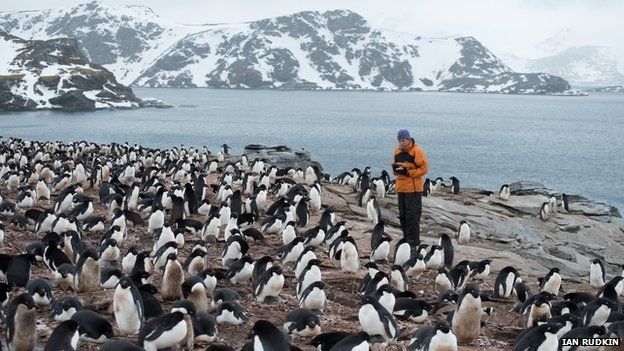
[558,224,580,232]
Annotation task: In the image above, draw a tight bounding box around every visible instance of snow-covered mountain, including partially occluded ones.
[526,46,624,86]
[0,1,575,94]
[0,30,143,111]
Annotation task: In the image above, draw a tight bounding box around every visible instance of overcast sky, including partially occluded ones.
[2,0,623,61]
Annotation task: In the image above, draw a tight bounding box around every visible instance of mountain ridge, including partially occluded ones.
[0,1,578,94]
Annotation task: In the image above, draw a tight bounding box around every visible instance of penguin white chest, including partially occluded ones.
[113,288,141,333]
[146,320,187,351]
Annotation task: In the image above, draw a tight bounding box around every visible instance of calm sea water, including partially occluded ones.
[1,89,623,211]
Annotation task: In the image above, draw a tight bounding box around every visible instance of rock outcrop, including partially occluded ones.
[0,30,142,111]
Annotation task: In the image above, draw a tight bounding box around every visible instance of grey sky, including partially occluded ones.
[2,0,623,61]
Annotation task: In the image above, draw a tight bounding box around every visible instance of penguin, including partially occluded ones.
[48,296,83,321]
[138,311,187,351]
[245,320,290,351]
[340,236,360,273]
[253,266,285,302]
[296,259,322,298]
[370,235,391,263]
[527,293,552,327]
[391,265,408,292]
[303,226,325,247]
[539,267,562,296]
[374,284,396,314]
[215,300,249,325]
[161,253,184,301]
[561,193,570,213]
[457,220,470,244]
[294,246,317,280]
[310,182,322,211]
[366,196,381,224]
[408,320,457,351]
[494,266,521,298]
[70,309,114,343]
[221,235,249,267]
[425,245,445,270]
[170,300,196,351]
[25,278,55,306]
[193,312,218,342]
[393,238,412,267]
[328,331,370,351]
[6,293,37,351]
[277,237,304,266]
[357,262,380,296]
[362,271,390,297]
[449,177,460,194]
[44,320,80,351]
[137,283,163,320]
[435,268,454,293]
[113,276,144,334]
[548,196,557,214]
[181,276,208,313]
[403,254,426,278]
[184,249,207,276]
[226,255,255,284]
[393,298,431,323]
[358,295,398,342]
[581,298,614,327]
[196,268,218,296]
[539,201,550,221]
[309,331,350,351]
[589,258,606,288]
[7,253,35,288]
[438,233,454,268]
[281,221,299,245]
[299,281,326,312]
[99,238,120,262]
[451,283,482,344]
[74,248,100,293]
[122,247,139,275]
[499,184,510,201]
[551,301,582,318]
[512,323,561,351]
[99,267,121,289]
[469,259,492,280]
[152,242,178,270]
[210,288,240,311]
[284,308,322,337]
[559,325,607,351]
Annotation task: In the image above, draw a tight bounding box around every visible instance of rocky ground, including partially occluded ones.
[0,154,623,350]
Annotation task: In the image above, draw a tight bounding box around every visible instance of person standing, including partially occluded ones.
[392,129,429,245]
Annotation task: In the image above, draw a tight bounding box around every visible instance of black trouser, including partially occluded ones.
[398,192,422,245]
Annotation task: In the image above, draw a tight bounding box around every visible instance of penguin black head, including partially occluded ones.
[172,300,196,318]
[375,284,394,296]
[138,283,159,295]
[11,292,36,310]
[533,293,551,307]
[166,253,177,262]
[118,276,135,289]
[435,320,451,333]
[305,259,321,269]
[364,262,379,270]
[462,282,480,298]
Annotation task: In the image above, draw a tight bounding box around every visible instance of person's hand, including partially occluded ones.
[393,165,408,175]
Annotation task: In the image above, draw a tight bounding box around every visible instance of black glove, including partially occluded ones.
[393,165,408,175]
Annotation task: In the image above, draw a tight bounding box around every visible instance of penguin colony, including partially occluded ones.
[0,136,621,351]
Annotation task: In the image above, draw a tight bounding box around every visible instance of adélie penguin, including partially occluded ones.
[243,319,290,351]
[113,276,144,334]
[70,309,114,343]
[44,320,80,351]
[253,266,285,302]
[138,311,187,351]
[408,320,457,351]
[589,258,606,288]
[308,331,350,351]
[512,323,561,351]
[358,295,398,342]
[284,308,322,337]
[7,293,37,351]
[329,331,370,351]
[451,283,482,344]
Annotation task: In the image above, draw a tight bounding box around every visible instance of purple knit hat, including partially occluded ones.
[397,129,410,140]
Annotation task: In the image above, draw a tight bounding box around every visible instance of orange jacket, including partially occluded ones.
[392,139,429,193]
